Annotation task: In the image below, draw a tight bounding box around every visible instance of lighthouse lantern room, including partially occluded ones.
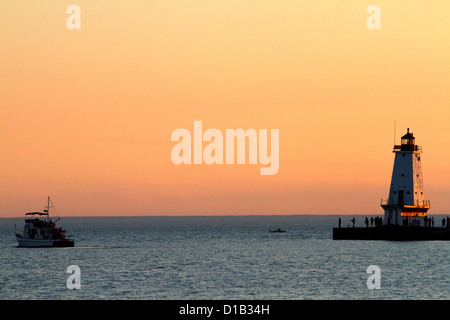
[381,129,430,226]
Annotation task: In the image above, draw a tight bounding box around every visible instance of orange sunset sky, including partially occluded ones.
[1,1,450,217]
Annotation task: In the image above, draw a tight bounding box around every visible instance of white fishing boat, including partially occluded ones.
[15,197,74,247]
[269,228,286,233]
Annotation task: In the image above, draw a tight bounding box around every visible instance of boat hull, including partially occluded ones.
[15,234,74,247]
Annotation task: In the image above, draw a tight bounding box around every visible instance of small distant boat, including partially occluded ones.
[15,197,74,248]
[269,228,286,233]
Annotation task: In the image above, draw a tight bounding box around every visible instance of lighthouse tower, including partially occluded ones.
[381,129,430,226]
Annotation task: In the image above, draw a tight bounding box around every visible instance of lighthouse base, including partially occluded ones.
[333,226,450,241]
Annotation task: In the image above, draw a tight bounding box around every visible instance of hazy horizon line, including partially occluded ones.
[2,213,449,219]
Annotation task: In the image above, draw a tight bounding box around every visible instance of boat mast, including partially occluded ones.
[47,196,50,220]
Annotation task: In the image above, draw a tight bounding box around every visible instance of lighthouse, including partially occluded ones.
[333,128,450,240]
[381,128,430,226]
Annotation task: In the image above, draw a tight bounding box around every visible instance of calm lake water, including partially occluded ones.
[0,215,449,300]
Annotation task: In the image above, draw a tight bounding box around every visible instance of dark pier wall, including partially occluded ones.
[333,226,450,241]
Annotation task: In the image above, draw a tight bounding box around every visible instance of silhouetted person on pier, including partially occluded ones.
[370,217,374,227]
[365,217,369,228]
[442,218,446,228]
[338,218,341,228]
[350,217,355,228]
[377,217,382,227]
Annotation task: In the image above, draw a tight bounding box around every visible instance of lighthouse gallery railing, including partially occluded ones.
[381,199,430,207]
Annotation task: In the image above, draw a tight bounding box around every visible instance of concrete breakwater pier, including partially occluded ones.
[333,225,450,240]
